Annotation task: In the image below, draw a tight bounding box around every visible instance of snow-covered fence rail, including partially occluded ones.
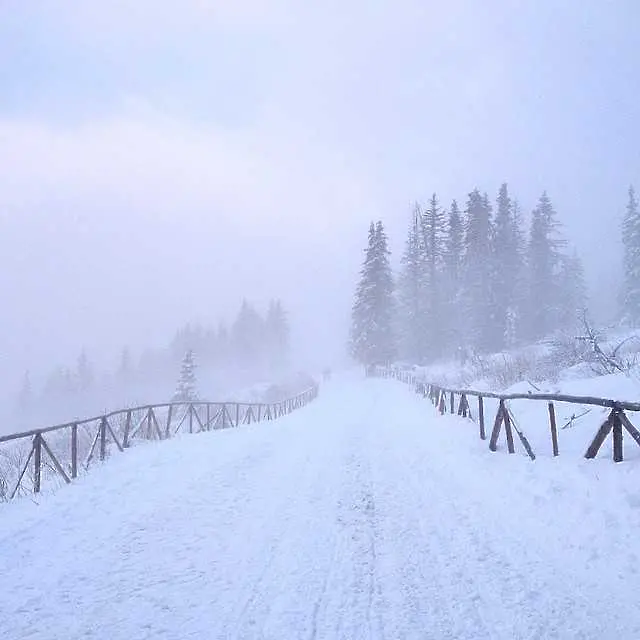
[0,386,319,502]
[372,366,640,463]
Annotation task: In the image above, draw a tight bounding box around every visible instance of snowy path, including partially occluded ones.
[2,375,640,639]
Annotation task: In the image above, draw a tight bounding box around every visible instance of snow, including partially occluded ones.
[2,375,640,638]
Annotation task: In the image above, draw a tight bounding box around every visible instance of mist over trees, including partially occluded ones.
[350,184,591,365]
[15,298,291,426]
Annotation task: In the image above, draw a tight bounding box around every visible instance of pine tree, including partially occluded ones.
[232,300,265,366]
[525,191,564,340]
[421,193,447,357]
[443,199,465,354]
[117,347,133,382]
[349,221,396,365]
[215,322,230,365]
[557,250,588,331]
[265,299,290,370]
[463,189,494,352]
[76,350,94,392]
[509,198,527,344]
[17,371,32,413]
[397,205,427,361]
[492,183,524,349]
[621,186,640,325]
[173,350,198,402]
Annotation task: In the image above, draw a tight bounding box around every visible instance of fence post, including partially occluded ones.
[478,396,485,440]
[189,404,194,434]
[235,403,240,427]
[99,417,107,461]
[613,410,624,463]
[123,410,133,447]
[222,405,228,429]
[165,405,174,437]
[450,391,455,414]
[33,432,42,493]
[548,402,559,457]
[502,401,515,454]
[71,423,78,479]
[438,391,446,414]
[585,411,614,459]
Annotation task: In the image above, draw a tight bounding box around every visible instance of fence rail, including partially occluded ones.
[373,366,640,463]
[0,386,319,501]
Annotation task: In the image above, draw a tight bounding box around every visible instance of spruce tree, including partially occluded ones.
[349,221,396,365]
[525,191,564,340]
[76,350,94,392]
[421,193,447,357]
[265,299,290,370]
[173,350,198,402]
[17,371,32,413]
[463,189,494,352]
[509,198,527,344]
[557,250,588,331]
[397,205,427,361]
[621,186,640,325]
[492,183,524,349]
[443,199,465,354]
[232,300,265,366]
[118,347,133,383]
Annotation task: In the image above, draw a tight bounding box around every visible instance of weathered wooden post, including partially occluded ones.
[146,408,153,439]
[123,410,133,447]
[489,400,515,454]
[502,404,516,454]
[548,402,559,456]
[478,396,485,440]
[438,391,446,415]
[33,432,42,493]
[164,406,173,438]
[612,409,624,463]
[71,423,78,479]
[99,416,107,461]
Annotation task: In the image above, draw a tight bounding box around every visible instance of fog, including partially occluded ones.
[1,1,639,426]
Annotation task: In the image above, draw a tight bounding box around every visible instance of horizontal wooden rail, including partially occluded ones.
[372,365,640,464]
[0,395,318,444]
[0,385,319,502]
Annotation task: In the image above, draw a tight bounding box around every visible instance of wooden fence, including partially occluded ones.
[0,385,319,501]
[373,366,640,463]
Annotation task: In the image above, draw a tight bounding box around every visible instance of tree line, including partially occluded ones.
[16,298,290,418]
[350,184,589,365]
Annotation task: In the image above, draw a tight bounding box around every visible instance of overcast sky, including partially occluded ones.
[1,0,639,395]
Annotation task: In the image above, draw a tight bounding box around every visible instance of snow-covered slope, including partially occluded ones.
[2,375,640,638]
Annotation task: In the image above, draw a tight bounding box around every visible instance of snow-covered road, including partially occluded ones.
[2,375,640,639]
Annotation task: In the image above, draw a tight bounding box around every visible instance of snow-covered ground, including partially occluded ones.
[405,331,640,461]
[2,374,640,638]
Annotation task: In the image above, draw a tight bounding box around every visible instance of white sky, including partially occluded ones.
[1,0,639,394]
